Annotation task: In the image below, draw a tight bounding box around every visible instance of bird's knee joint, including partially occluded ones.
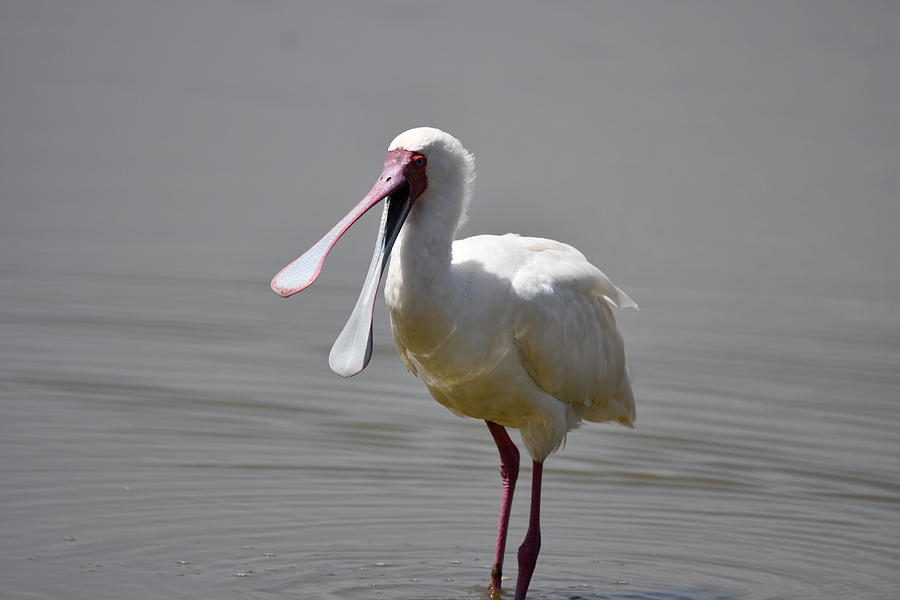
[517,535,541,561]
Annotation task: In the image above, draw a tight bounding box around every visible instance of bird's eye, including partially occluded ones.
[413,155,426,168]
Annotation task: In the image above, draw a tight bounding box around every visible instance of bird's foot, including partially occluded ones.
[489,564,504,598]
[490,564,502,591]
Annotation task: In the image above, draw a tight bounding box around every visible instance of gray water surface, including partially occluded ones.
[3,264,898,599]
[2,2,899,599]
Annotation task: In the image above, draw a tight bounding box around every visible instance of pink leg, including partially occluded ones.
[514,460,543,600]
[486,420,520,595]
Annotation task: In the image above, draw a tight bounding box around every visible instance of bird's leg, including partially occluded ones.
[485,420,520,596]
[513,460,543,600]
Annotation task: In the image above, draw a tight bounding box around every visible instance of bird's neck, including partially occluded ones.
[385,181,467,347]
[397,187,458,264]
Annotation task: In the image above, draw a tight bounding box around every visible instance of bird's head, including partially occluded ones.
[389,127,475,215]
[270,127,473,377]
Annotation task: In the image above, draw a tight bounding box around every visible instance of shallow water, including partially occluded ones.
[2,258,898,600]
[2,1,900,599]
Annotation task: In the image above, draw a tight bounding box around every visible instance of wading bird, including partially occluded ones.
[271,127,636,599]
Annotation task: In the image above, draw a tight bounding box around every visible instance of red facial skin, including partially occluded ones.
[381,148,428,202]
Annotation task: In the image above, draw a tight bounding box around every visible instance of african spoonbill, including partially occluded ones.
[271,127,637,599]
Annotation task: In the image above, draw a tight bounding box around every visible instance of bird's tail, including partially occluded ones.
[584,367,635,427]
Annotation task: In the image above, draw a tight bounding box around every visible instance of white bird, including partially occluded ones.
[272,127,636,600]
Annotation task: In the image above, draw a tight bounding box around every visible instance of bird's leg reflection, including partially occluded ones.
[514,460,542,600]
[486,420,520,596]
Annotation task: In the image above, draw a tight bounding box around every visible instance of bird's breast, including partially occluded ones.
[387,294,542,425]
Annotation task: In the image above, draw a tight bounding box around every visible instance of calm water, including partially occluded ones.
[2,1,899,599]
[2,255,898,600]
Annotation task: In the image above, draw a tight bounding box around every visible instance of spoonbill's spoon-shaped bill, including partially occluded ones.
[271,148,428,378]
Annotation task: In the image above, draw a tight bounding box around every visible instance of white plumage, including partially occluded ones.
[272,126,637,599]
[382,129,636,461]
[388,232,636,460]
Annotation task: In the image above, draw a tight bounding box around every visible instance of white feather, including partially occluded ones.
[383,128,636,461]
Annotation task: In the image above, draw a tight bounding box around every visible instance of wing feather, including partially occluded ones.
[511,238,636,425]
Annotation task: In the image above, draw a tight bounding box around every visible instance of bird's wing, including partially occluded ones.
[509,237,636,425]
